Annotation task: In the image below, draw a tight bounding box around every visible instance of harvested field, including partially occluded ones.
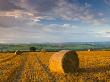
[0,51,110,82]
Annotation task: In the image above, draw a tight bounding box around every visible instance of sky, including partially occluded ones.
[0,0,110,43]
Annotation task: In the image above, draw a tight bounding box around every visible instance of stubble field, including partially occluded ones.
[0,51,110,82]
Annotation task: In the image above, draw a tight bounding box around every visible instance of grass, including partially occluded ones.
[0,51,110,82]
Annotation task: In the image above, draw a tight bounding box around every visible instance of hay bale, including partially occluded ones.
[88,49,91,51]
[49,50,79,73]
[41,49,46,53]
[15,50,22,55]
[40,49,46,55]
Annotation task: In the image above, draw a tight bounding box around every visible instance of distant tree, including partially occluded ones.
[30,47,36,52]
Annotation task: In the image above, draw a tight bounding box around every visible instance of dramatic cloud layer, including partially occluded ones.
[10,0,107,24]
[0,0,110,43]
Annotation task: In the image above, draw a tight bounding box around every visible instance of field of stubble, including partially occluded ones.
[0,51,110,82]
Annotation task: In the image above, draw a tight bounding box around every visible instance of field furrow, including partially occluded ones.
[19,52,38,82]
[5,53,28,82]
[0,55,23,82]
[36,55,57,82]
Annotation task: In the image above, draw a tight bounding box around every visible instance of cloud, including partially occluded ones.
[0,0,109,43]
[10,0,58,12]
[0,10,42,28]
[0,16,30,28]
[0,0,107,29]
[53,1,106,25]
[9,0,106,25]
[104,0,110,6]
[0,0,22,11]
[0,24,66,43]
[0,22,110,43]
[0,23,99,43]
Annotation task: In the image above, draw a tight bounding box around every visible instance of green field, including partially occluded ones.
[0,42,110,52]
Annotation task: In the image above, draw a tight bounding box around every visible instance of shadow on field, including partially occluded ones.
[78,65,110,73]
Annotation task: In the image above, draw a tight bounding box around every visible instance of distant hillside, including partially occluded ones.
[0,42,110,51]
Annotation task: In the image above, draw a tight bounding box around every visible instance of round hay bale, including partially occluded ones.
[49,50,79,73]
[88,49,91,51]
[15,50,22,55]
[41,49,46,52]
[40,49,46,55]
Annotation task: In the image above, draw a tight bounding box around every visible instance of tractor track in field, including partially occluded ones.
[6,53,38,82]
[4,53,28,82]
[22,58,35,82]
[18,53,37,82]
[36,55,57,82]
